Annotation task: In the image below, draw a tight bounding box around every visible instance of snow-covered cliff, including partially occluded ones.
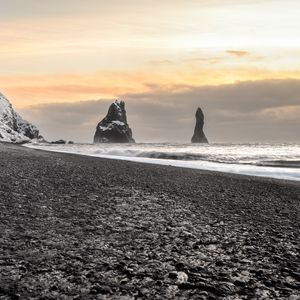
[0,93,39,143]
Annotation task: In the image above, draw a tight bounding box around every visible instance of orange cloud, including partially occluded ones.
[2,69,300,108]
[226,50,250,57]
[261,105,300,121]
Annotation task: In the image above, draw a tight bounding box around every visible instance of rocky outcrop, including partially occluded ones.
[51,139,66,145]
[0,92,40,143]
[191,107,208,143]
[94,100,135,143]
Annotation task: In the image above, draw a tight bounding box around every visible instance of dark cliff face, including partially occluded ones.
[93,100,135,143]
[191,107,208,143]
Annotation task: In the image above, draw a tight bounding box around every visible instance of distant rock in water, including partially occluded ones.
[51,139,66,145]
[94,100,135,143]
[191,107,208,143]
[0,92,40,143]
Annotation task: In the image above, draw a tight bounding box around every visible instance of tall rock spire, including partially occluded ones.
[191,107,208,143]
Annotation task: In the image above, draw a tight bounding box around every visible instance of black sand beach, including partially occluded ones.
[0,143,299,299]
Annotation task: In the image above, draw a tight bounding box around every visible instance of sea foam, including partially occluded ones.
[25,143,300,181]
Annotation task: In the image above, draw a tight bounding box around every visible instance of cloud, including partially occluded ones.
[3,68,300,107]
[147,59,175,66]
[226,50,250,57]
[20,79,300,143]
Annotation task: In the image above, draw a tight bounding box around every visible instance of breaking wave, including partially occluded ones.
[25,142,300,181]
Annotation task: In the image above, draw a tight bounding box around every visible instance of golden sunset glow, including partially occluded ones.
[1,68,300,107]
[1,0,300,108]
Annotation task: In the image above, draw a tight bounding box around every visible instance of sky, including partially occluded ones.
[1,0,300,142]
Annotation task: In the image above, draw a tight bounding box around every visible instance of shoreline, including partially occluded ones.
[25,143,300,183]
[0,143,299,299]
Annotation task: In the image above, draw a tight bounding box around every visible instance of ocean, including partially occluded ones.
[26,143,300,181]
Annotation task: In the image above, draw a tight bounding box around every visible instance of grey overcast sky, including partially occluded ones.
[20,79,300,143]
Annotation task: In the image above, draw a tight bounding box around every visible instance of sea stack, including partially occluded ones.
[191,107,208,143]
[0,92,40,143]
[94,100,135,143]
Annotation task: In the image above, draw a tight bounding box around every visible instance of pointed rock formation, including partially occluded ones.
[191,107,208,143]
[94,100,135,143]
[0,92,40,143]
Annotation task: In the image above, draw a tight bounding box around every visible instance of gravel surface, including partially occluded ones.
[0,143,299,299]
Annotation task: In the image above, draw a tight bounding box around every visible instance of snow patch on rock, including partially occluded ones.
[94,100,135,143]
[0,92,40,143]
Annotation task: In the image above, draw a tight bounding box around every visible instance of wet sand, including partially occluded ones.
[0,143,299,299]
